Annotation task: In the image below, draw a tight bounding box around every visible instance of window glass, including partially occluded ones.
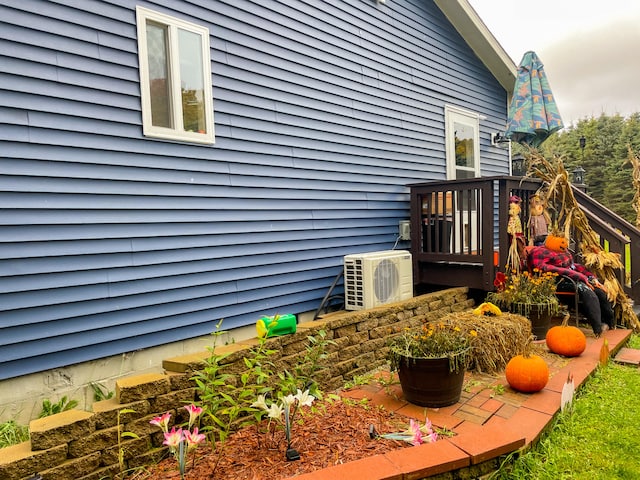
[178,29,206,134]
[146,21,171,128]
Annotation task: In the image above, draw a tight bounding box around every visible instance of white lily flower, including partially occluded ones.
[294,389,315,407]
[267,403,284,420]
[251,394,269,411]
[281,394,296,406]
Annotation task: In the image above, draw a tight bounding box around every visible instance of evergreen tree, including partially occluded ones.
[535,113,640,224]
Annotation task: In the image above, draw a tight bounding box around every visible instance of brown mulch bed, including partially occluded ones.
[127,396,413,479]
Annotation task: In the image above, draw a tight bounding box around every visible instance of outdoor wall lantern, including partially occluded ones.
[572,165,585,185]
[511,153,526,176]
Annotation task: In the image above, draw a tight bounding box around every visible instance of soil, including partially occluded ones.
[126,395,412,479]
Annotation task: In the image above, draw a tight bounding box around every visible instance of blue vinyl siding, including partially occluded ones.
[0,0,510,379]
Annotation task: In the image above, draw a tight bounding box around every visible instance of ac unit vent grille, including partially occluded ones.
[373,258,399,303]
[343,250,412,310]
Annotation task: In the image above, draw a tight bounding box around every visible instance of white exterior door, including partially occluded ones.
[445,105,480,253]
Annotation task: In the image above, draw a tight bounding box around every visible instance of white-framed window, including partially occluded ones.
[444,105,480,181]
[136,6,214,144]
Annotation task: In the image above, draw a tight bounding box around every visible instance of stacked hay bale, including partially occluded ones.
[437,311,532,374]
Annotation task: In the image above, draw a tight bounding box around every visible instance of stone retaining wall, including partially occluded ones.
[0,287,471,480]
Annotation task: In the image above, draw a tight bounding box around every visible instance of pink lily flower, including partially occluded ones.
[184,427,206,449]
[409,419,423,446]
[184,404,203,428]
[163,427,184,449]
[150,412,171,433]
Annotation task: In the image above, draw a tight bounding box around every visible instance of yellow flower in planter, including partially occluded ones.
[486,269,560,317]
[388,320,478,373]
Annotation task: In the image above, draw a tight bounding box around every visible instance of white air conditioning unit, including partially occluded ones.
[343,250,413,310]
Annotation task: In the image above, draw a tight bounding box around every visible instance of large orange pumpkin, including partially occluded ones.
[544,234,568,252]
[546,325,587,357]
[505,354,549,393]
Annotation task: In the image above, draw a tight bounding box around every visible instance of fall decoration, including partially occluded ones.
[486,269,561,318]
[544,233,568,253]
[505,353,549,393]
[528,193,550,245]
[599,338,610,366]
[472,302,502,316]
[624,146,640,228]
[560,372,575,412]
[387,318,477,374]
[439,310,531,374]
[545,315,587,357]
[526,152,638,329]
[506,195,525,274]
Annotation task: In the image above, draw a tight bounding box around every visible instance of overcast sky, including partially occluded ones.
[467,0,640,125]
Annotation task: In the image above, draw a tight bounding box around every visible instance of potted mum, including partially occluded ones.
[486,269,561,339]
[388,318,478,407]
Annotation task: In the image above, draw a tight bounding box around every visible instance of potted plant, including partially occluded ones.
[388,318,478,407]
[486,269,561,339]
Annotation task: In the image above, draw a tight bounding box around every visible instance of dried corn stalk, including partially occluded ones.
[526,150,639,330]
[624,146,640,228]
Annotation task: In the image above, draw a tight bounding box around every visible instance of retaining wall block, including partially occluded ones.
[38,451,101,480]
[338,343,368,362]
[30,410,96,451]
[279,326,322,346]
[126,445,169,470]
[126,412,172,440]
[355,352,376,368]
[0,443,67,480]
[102,435,151,467]
[68,425,119,458]
[345,331,370,346]
[356,318,381,332]
[166,371,196,391]
[282,339,308,356]
[334,324,357,338]
[116,373,171,404]
[92,398,151,430]
[76,463,121,480]
[149,387,196,414]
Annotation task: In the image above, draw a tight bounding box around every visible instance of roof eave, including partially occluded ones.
[434,0,517,97]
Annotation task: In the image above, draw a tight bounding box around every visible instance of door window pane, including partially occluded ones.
[454,121,475,168]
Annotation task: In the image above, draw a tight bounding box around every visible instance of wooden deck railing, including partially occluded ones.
[409,176,640,305]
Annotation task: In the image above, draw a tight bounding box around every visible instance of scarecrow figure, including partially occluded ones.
[528,194,551,246]
[506,195,525,273]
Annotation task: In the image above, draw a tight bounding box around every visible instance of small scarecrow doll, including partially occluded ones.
[506,195,525,274]
[528,194,551,246]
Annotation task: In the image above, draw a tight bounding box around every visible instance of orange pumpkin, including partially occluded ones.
[544,234,568,252]
[505,354,549,393]
[546,325,587,357]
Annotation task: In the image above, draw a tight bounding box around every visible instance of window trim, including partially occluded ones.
[136,6,214,144]
[444,105,480,180]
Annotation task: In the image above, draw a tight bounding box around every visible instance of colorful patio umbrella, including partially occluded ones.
[506,51,564,147]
